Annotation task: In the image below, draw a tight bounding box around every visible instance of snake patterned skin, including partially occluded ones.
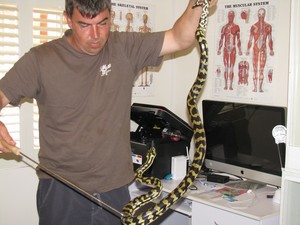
[123,145,163,217]
[121,1,211,224]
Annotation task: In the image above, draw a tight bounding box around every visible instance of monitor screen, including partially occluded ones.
[202,100,286,187]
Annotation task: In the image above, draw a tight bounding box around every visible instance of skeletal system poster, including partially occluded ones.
[111,1,155,97]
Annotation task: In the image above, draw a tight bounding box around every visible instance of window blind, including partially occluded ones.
[32,8,68,150]
[33,8,68,46]
[0,4,20,146]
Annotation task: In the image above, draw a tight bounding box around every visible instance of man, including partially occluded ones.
[0,0,216,224]
[246,8,274,92]
[217,10,242,90]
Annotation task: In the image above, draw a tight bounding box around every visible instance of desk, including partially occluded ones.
[129,179,280,225]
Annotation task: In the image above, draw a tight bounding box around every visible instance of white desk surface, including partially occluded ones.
[159,179,280,221]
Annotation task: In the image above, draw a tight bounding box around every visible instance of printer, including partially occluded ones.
[130,103,193,179]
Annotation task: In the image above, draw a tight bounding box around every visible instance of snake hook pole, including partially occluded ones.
[0,139,124,219]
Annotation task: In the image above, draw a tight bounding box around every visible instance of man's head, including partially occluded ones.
[64,0,112,55]
[65,0,111,19]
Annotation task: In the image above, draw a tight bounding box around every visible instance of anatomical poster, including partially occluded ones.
[111,1,156,97]
[212,0,283,103]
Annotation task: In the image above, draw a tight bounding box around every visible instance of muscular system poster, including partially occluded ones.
[111,1,156,97]
[212,0,280,102]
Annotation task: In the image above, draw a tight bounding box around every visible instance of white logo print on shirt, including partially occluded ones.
[100,64,112,76]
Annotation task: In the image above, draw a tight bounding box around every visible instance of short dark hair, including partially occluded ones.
[65,0,111,18]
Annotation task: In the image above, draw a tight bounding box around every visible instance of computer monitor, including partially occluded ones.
[202,100,286,187]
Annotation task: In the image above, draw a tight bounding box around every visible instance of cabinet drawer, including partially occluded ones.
[192,202,258,225]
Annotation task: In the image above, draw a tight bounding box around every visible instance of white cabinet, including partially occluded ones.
[281,173,300,225]
[192,202,278,225]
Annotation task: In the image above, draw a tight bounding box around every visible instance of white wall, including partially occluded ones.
[286,0,300,171]
[0,166,39,225]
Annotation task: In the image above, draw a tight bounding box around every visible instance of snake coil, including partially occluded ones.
[121,1,211,224]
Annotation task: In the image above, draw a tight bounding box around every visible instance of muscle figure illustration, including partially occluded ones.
[238,60,249,85]
[246,8,274,92]
[217,10,242,90]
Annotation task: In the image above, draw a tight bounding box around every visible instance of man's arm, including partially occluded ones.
[0,90,10,108]
[160,0,217,56]
[0,90,16,153]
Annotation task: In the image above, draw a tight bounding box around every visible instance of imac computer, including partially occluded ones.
[202,100,286,187]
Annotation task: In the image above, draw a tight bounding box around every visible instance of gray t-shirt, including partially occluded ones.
[0,30,164,193]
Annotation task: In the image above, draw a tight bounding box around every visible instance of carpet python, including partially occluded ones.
[121,1,210,224]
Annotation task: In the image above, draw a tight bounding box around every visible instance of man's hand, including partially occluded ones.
[0,121,16,153]
[193,0,218,8]
[209,0,218,8]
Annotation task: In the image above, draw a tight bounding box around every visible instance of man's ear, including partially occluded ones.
[64,11,72,29]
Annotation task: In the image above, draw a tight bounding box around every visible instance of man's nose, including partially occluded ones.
[90,25,100,38]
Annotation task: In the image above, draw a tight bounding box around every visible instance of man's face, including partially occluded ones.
[64,8,111,55]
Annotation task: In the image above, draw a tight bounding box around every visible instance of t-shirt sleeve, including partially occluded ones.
[114,31,165,73]
[0,49,40,106]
